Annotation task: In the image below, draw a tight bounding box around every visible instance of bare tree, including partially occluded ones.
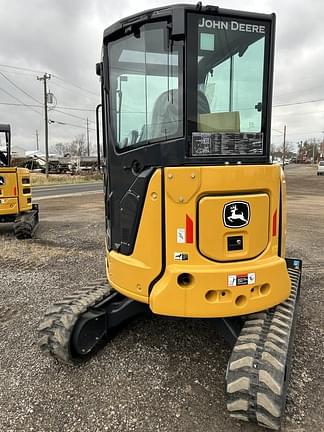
[72,134,87,156]
[50,142,67,156]
[50,135,87,157]
[277,141,295,160]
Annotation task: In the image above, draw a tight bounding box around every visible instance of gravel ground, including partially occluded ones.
[0,164,323,432]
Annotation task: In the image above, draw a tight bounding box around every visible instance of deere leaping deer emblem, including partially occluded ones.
[223,201,250,228]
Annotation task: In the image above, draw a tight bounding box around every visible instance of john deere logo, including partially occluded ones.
[223,201,250,228]
[0,176,5,186]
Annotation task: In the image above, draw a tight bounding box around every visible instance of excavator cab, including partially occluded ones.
[0,124,39,239]
[40,4,302,430]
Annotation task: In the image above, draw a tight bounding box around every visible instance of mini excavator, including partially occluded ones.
[0,124,38,238]
[39,4,302,429]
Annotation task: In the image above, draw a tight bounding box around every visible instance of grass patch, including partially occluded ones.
[31,173,103,186]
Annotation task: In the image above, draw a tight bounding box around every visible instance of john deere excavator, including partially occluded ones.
[0,124,39,238]
[39,4,302,429]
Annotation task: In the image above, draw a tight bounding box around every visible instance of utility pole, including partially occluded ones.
[37,73,51,178]
[312,138,315,164]
[86,117,90,157]
[35,129,39,151]
[282,125,287,171]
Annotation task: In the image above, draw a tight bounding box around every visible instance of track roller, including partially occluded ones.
[226,265,301,430]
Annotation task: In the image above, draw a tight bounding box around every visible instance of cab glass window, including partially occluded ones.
[188,14,270,157]
[108,22,183,150]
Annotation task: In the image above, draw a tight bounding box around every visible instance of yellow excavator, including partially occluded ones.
[39,3,302,429]
[0,124,39,238]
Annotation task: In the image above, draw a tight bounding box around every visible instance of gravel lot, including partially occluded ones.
[0,164,323,432]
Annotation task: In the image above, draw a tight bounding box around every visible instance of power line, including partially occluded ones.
[55,105,95,112]
[0,100,96,124]
[0,63,99,98]
[49,119,96,131]
[0,101,95,112]
[50,79,98,101]
[51,74,98,97]
[0,86,43,116]
[0,68,38,78]
[0,63,46,74]
[52,107,96,123]
[274,84,324,99]
[0,71,41,104]
[273,98,324,108]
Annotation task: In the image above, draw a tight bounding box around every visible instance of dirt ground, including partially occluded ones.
[0,164,323,432]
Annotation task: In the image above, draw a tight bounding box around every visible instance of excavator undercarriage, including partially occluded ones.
[39,260,301,430]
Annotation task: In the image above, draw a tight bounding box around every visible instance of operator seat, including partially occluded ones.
[149,89,210,140]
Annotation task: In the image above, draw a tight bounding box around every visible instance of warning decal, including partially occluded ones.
[177,228,186,243]
[174,252,189,261]
[228,272,256,287]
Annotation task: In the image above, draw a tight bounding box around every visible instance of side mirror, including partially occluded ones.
[96,62,102,77]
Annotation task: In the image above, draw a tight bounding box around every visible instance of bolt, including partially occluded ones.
[151,192,158,200]
[179,197,184,203]
[191,173,196,179]
[168,173,173,179]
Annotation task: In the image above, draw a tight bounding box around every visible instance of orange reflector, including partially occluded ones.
[13,186,17,196]
[272,209,277,236]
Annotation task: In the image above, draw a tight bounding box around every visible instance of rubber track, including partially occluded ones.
[38,279,111,364]
[226,268,300,430]
[14,220,33,239]
[14,208,39,239]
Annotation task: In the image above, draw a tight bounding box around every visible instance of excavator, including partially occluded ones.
[0,124,39,238]
[39,4,302,429]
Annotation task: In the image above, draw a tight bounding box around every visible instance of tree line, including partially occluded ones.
[50,134,95,157]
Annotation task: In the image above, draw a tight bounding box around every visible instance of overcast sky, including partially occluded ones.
[0,0,323,153]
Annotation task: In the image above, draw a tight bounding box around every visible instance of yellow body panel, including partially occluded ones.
[150,257,290,317]
[17,168,32,212]
[106,164,291,318]
[280,169,287,258]
[0,167,32,216]
[106,169,162,303]
[0,197,18,216]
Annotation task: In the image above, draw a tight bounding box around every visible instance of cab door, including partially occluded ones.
[101,19,184,255]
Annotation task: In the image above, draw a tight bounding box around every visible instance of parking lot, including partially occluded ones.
[0,164,323,432]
